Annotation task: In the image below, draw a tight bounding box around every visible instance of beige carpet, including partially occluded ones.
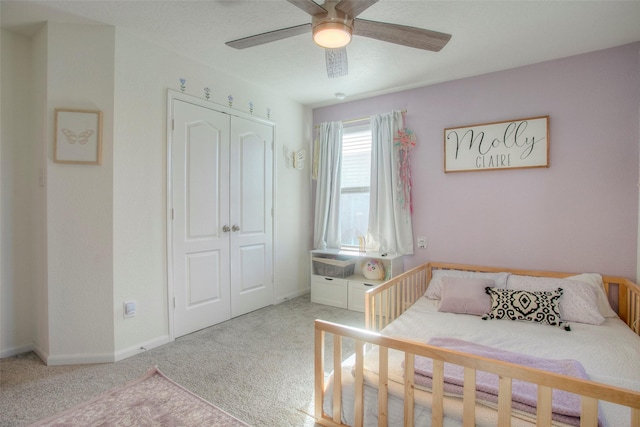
[27,366,249,426]
[1,294,364,426]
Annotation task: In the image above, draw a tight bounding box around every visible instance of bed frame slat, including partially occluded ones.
[497,376,512,427]
[580,396,598,427]
[354,341,364,427]
[536,385,553,426]
[378,346,389,427]
[431,359,445,427]
[404,353,415,427]
[332,335,342,423]
[314,328,325,423]
[462,368,476,426]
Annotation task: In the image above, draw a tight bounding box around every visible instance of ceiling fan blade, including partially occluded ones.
[226,23,312,49]
[286,0,327,16]
[325,47,348,78]
[353,18,451,52]
[335,0,378,18]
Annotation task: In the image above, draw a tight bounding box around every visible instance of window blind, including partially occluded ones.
[341,129,371,192]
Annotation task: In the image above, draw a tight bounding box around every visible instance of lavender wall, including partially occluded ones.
[313,43,640,278]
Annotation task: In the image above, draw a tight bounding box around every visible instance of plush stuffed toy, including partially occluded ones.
[362,259,385,281]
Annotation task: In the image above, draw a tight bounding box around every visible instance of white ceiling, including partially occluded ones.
[2,0,640,107]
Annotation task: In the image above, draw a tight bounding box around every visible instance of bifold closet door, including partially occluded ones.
[172,100,231,337]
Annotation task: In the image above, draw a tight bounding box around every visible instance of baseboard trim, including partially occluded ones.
[0,343,35,359]
[33,344,48,364]
[37,335,173,365]
[45,351,115,366]
[114,335,171,362]
[275,288,310,304]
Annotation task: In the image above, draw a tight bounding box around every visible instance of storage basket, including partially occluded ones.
[312,255,356,278]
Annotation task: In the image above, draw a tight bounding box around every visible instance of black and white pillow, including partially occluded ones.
[483,287,570,330]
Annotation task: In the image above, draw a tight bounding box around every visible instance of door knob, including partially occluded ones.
[232,225,240,232]
[222,225,230,232]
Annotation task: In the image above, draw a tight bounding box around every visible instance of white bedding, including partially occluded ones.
[325,296,640,426]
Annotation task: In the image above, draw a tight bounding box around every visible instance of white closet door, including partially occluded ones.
[229,116,274,317]
[172,100,231,337]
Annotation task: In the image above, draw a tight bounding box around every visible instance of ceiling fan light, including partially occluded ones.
[313,22,352,49]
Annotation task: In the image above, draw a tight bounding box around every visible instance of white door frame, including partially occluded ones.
[166,90,276,341]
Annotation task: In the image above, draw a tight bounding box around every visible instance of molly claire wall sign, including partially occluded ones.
[444,116,549,172]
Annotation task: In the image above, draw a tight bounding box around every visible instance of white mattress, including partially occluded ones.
[325,297,640,426]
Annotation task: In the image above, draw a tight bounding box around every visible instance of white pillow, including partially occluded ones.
[425,269,510,300]
[566,273,617,318]
[506,275,605,325]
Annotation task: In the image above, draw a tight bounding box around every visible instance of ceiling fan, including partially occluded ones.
[225,0,451,78]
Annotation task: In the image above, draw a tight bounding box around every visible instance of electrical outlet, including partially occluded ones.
[124,301,136,318]
[417,236,426,249]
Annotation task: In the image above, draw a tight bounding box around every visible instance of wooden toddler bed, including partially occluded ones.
[314,262,640,427]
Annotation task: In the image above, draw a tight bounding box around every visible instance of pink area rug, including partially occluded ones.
[28,366,250,426]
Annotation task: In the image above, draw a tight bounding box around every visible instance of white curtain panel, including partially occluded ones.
[368,111,414,255]
[313,121,343,249]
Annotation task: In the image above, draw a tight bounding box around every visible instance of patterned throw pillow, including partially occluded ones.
[483,287,570,331]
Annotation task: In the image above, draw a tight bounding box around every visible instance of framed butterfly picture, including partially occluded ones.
[54,108,103,164]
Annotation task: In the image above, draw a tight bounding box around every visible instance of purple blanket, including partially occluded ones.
[403,337,596,426]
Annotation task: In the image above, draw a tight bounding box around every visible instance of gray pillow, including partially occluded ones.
[438,277,496,316]
[425,269,510,300]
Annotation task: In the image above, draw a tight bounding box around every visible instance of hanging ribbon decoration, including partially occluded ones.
[393,111,416,212]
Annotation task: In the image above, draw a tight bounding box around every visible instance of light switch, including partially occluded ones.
[417,236,426,249]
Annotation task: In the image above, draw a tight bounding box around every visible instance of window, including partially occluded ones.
[340,124,372,248]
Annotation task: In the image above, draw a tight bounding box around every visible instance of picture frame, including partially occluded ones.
[54,108,103,165]
[444,115,549,173]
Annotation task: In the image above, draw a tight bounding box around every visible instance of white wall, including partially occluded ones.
[0,30,34,357]
[111,29,312,356]
[275,113,315,303]
[44,22,116,363]
[0,21,312,362]
[31,25,49,359]
[111,31,170,355]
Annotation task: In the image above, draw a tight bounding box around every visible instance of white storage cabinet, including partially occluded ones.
[310,249,403,312]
